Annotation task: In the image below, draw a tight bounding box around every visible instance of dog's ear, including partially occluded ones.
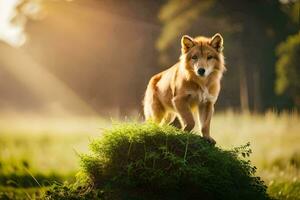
[181,35,195,53]
[210,33,223,52]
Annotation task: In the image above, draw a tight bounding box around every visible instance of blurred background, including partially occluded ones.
[0,0,299,117]
[0,0,299,199]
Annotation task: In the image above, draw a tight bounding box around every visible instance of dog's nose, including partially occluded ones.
[197,68,205,76]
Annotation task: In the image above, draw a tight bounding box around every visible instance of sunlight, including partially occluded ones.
[1,47,99,116]
[0,0,101,119]
[0,0,27,47]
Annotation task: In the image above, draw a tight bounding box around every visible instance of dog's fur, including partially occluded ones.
[143,33,225,144]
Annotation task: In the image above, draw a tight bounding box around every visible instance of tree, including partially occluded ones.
[156,0,297,112]
[275,32,300,108]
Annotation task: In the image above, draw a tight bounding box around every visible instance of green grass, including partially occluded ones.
[0,131,91,190]
[0,112,299,199]
[0,186,45,200]
[0,116,104,199]
[45,122,270,200]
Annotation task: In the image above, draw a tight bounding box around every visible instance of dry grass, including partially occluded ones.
[211,111,300,183]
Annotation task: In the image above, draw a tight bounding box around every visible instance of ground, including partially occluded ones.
[0,112,299,199]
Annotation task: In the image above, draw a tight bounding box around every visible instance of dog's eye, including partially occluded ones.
[191,55,198,60]
[207,55,213,60]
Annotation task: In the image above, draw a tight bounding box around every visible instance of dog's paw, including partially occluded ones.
[203,136,216,146]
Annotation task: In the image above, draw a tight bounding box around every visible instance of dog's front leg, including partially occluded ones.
[199,102,216,144]
[172,95,195,131]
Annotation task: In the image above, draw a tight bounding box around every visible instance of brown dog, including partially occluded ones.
[143,33,225,144]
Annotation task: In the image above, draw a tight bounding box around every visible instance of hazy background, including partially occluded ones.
[0,0,298,119]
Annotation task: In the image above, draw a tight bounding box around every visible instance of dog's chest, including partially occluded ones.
[197,87,216,103]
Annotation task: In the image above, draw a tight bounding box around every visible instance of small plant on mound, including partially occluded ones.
[45,122,271,200]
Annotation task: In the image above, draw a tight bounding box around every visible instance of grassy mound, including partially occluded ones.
[45,123,270,200]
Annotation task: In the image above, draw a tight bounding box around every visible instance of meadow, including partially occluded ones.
[0,111,299,199]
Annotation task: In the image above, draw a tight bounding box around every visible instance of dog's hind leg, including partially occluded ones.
[143,91,165,124]
[144,100,165,124]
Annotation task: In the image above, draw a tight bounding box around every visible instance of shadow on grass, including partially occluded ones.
[0,173,75,188]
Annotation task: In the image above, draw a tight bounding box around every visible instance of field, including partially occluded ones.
[0,112,299,199]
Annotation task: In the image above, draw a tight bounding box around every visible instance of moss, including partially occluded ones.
[45,122,270,200]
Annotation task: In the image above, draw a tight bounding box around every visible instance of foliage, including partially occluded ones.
[275,32,300,107]
[281,0,300,24]
[45,122,270,200]
[44,173,106,200]
[0,187,44,200]
[156,0,214,55]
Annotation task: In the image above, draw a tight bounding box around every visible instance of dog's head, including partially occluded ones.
[180,33,225,77]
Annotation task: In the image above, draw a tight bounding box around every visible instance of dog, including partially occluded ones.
[143,33,225,144]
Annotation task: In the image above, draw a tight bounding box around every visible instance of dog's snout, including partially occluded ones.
[197,68,206,76]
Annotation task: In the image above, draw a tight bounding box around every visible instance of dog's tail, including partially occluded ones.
[143,74,162,121]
